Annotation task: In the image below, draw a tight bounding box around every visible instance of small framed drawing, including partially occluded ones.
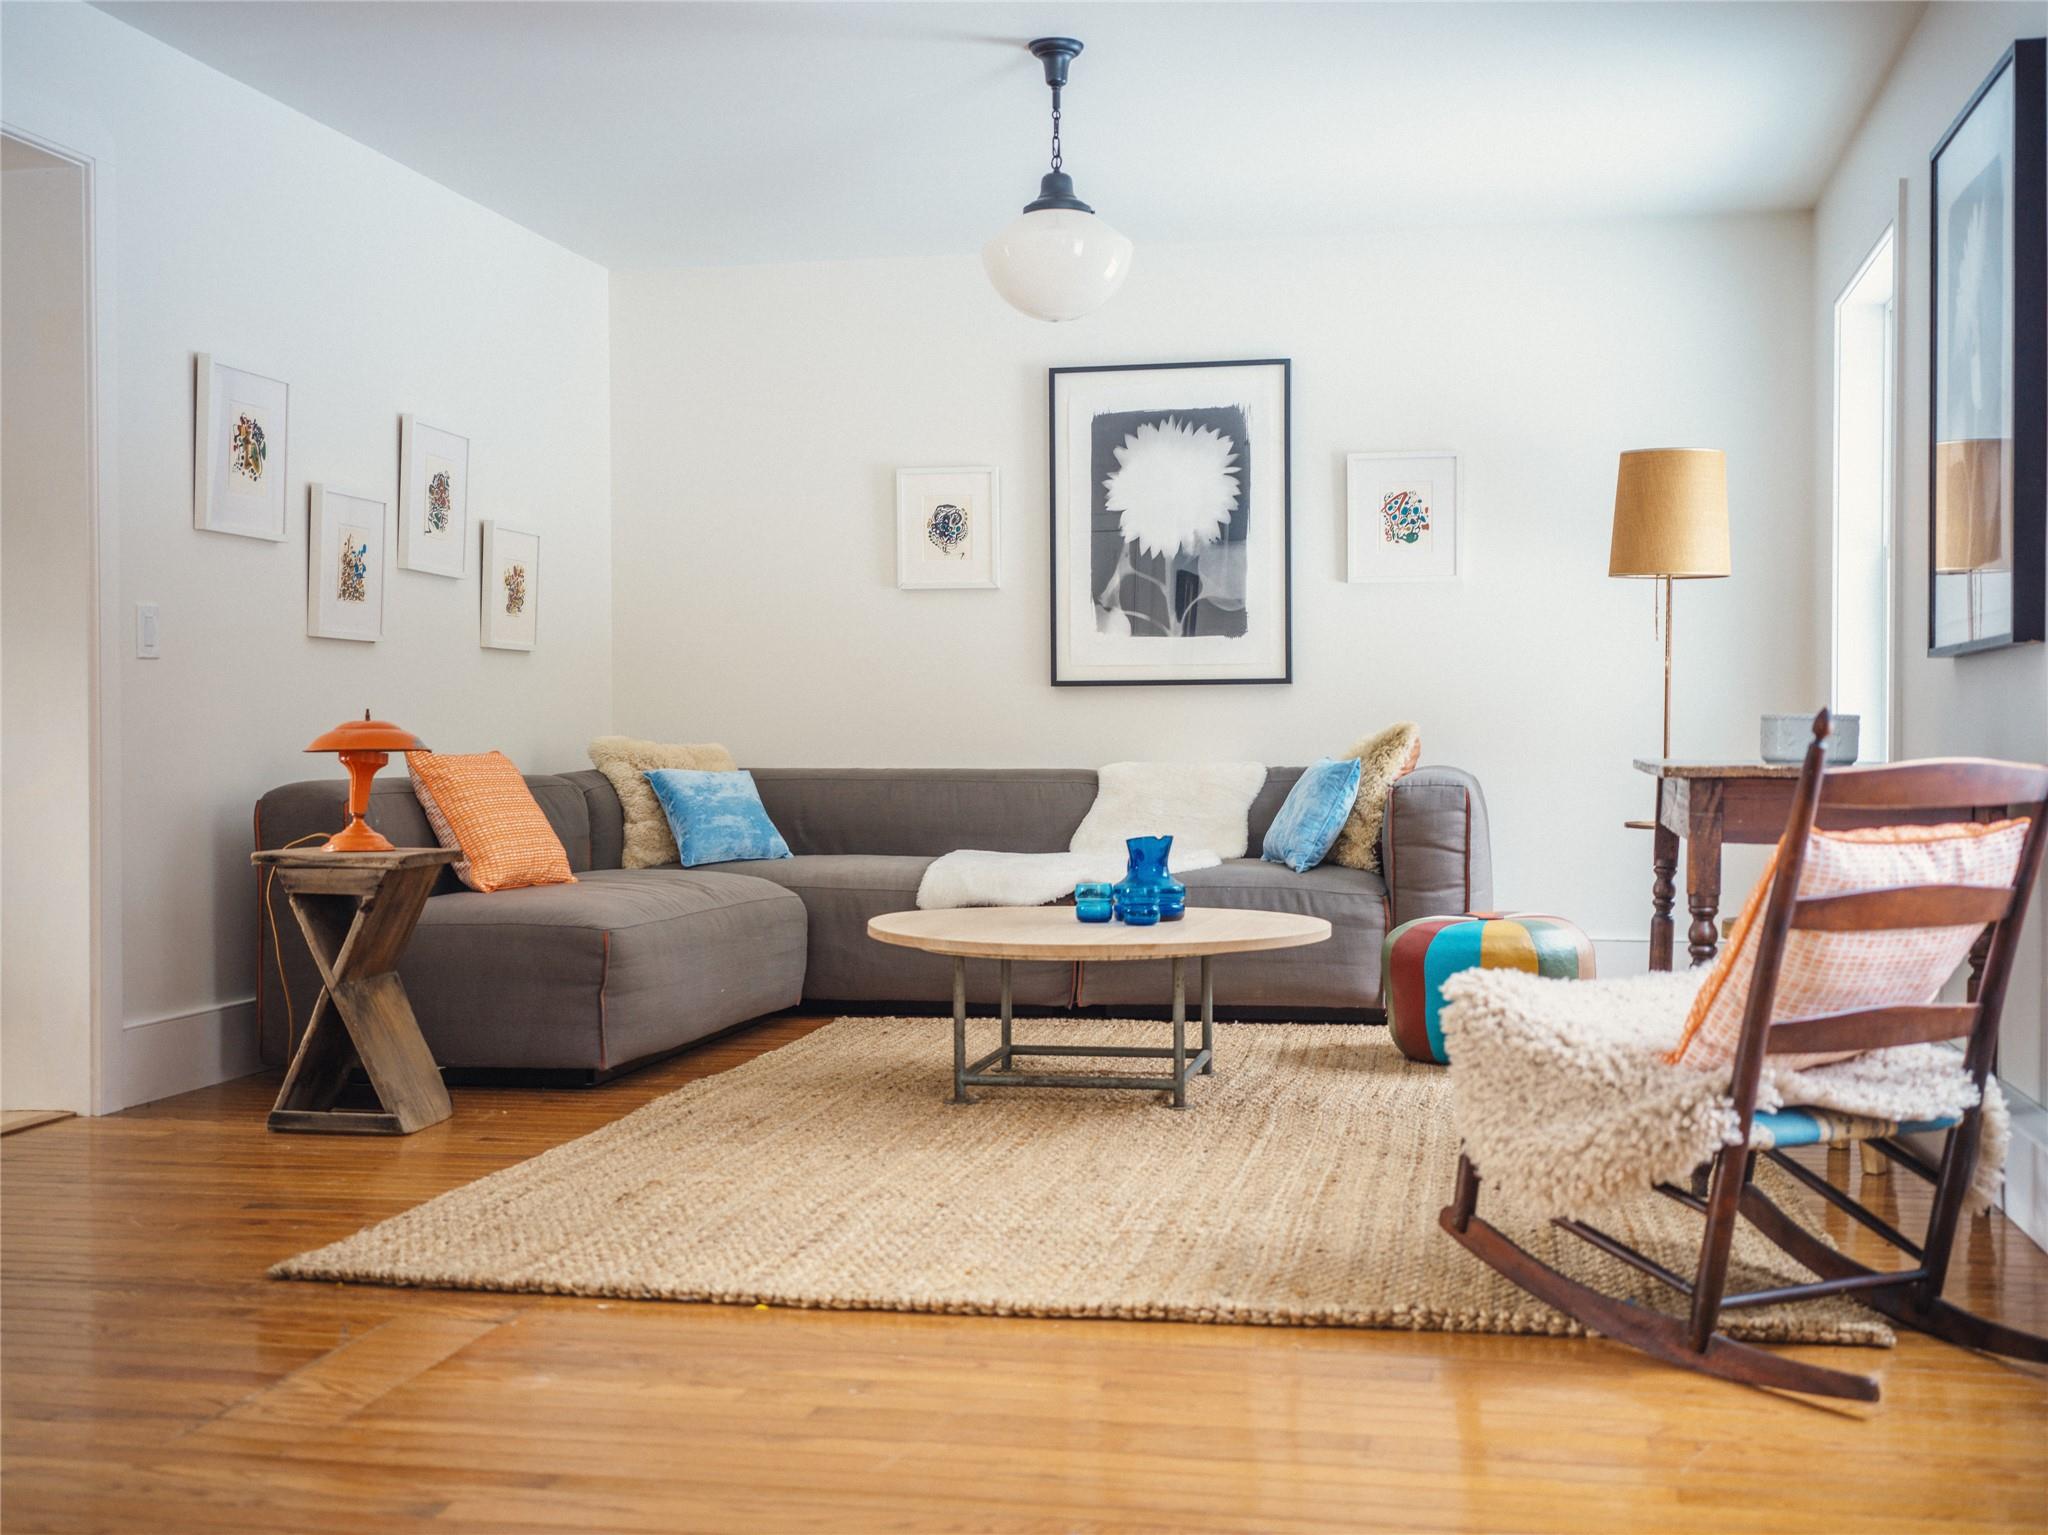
[194,354,289,540]
[1346,451,1459,582]
[306,485,387,642]
[397,415,470,577]
[480,521,539,651]
[897,467,1000,589]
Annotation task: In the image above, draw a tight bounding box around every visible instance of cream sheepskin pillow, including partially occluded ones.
[588,736,737,869]
[1070,761,1268,861]
[1325,721,1421,873]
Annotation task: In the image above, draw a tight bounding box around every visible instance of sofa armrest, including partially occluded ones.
[1380,767,1493,928]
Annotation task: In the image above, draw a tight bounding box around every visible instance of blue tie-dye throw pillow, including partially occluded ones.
[643,768,793,867]
[1261,757,1364,873]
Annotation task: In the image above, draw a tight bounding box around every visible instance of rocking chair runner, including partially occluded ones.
[1440,710,2048,1401]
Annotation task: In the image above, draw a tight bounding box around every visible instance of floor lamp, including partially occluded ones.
[1608,448,1730,758]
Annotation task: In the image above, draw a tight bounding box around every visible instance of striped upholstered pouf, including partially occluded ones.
[1382,913,1596,1064]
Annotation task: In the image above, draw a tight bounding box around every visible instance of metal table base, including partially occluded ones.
[949,954,1214,1109]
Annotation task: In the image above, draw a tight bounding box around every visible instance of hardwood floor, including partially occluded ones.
[4,1011,2045,1533]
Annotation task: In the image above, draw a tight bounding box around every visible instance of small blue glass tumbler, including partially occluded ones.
[1074,881,1114,923]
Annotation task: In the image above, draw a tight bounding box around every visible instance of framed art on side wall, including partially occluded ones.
[1346,451,1459,581]
[480,521,539,651]
[194,354,289,540]
[306,485,386,642]
[1928,37,2044,655]
[1049,359,1291,685]
[897,467,1000,589]
[398,415,471,577]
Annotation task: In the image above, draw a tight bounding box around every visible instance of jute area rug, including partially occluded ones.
[276,1019,1890,1345]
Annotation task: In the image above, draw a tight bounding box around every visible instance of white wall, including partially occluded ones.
[609,214,1816,956]
[2,144,95,1113]
[1813,1,2048,1248]
[1,3,614,1108]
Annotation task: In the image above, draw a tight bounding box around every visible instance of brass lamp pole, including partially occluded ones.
[1608,449,1731,758]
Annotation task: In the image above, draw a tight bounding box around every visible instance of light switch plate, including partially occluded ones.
[135,602,160,659]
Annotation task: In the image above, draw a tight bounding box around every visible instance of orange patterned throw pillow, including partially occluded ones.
[1670,818,2030,1071]
[405,750,577,893]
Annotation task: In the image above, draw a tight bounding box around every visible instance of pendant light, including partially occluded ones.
[982,37,1133,322]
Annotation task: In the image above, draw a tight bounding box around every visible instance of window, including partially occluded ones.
[1832,223,1897,763]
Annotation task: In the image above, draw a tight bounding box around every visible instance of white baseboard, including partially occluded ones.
[1592,937,1651,977]
[2000,1084,2048,1257]
[117,998,261,1111]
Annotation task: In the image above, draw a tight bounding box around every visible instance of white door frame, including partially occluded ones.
[3,115,123,1115]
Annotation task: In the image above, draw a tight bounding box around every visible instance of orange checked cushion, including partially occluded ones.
[406,750,577,893]
[1670,817,2029,1071]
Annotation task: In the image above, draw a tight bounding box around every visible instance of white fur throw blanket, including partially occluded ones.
[1070,761,1268,861]
[915,847,1221,911]
[915,760,1264,910]
[1440,968,2006,1222]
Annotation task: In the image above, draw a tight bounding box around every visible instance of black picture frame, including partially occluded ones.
[1047,358,1293,686]
[1928,37,2045,657]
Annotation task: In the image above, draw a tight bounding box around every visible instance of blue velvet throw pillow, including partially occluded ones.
[643,768,793,867]
[1262,757,1365,874]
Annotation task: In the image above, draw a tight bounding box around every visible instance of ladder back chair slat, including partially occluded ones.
[1766,1003,1978,1056]
[1817,759,2048,810]
[1790,884,2013,932]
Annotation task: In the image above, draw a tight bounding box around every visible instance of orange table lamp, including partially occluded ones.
[305,711,428,852]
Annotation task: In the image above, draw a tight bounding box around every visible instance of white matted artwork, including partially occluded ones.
[194,354,290,540]
[1050,359,1292,685]
[398,415,470,577]
[306,485,387,642]
[480,521,539,651]
[1347,451,1459,582]
[896,467,1000,589]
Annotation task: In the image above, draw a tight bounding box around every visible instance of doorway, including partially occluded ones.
[1830,220,1899,764]
[3,132,95,1113]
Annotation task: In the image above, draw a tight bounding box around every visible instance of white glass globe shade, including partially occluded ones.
[982,208,1133,322]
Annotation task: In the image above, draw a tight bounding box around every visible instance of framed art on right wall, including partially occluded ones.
[1346,451,1459,582]
[1928,36,2044,656]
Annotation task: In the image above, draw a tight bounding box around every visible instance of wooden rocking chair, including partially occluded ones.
[1440,710,2048,1401]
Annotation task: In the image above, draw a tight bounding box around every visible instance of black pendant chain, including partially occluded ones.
[1049,88,1063,173]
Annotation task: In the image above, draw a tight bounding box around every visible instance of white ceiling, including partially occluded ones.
[95,1,1923,270]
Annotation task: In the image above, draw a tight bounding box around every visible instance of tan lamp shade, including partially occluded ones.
[1608,448,1731,578]
[1934,438,2008,573]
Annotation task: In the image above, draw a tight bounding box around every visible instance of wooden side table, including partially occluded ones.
[252,847,457,1135]
[1633,760,2004,972]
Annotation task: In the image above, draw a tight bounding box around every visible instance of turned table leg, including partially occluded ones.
[1685,783,1725,969]
[1650,798,1679,973]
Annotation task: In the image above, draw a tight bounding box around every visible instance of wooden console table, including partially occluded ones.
[252,847,456,1134]
[1634,760,2004,971]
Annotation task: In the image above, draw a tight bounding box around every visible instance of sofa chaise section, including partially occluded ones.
[255,776,806,1076]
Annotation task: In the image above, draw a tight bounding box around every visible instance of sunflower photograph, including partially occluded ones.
[1050,359,1290,684]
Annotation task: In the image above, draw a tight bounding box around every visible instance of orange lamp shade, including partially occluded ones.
[305,711,427,853]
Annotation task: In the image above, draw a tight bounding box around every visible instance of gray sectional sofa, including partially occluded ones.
[254,765,1491,1080]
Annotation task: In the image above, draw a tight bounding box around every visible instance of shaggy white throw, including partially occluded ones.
[1440,967,2006,1222]
[916,760,1263,910]
[1070,761,1269,861]
[915,847,1221,911]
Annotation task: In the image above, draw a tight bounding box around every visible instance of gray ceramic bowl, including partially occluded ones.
[1761,713,1859,765]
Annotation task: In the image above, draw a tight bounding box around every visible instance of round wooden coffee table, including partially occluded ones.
[867,906,1331,1108]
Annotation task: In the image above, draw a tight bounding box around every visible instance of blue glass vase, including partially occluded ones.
[1113,835,1186,923]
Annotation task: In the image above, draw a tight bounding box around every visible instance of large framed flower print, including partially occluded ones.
[1049,359,1291,685]
[1928,38,2045,655]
